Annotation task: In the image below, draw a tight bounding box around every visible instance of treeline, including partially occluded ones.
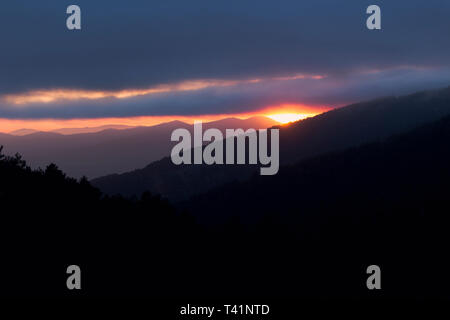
[0,146,202,297]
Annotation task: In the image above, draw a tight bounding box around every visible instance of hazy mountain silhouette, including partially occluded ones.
[51,124,134,135]
[7,125,135,136]
[92,86,450,200]
[0,116,277,179]
[8,128,40,136]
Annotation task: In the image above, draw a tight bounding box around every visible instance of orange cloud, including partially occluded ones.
[1,73,325,105]
[2,80,239,105]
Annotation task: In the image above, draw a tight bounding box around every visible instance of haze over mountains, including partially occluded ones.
[0,116,278,179]
[7,125,135,136]
[2,86,450,200]
[92,86,450,200]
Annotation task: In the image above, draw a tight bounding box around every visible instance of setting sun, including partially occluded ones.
[266,113,313,124]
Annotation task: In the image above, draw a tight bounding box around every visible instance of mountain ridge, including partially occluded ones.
[92,86,450,200]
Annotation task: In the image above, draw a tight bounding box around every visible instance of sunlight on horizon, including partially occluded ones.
[266,113,314,124]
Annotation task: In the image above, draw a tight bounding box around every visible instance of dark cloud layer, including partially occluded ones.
[0,0,449,118]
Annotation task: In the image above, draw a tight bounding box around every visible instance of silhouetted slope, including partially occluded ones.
[92,156,261,200]
[186,112,450,224]
[92,86,450,200]
[175,114,450,297]
[280,86,450,163]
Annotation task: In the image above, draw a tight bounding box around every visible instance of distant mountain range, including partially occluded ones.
[51,124,134,135]
[8,128,40,136]
[92,86,450,200]
[8,124,135,136]
[0,116,278,179]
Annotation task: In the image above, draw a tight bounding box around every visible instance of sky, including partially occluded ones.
[0,0,450,131]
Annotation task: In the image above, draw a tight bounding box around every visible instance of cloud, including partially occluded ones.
[1,67,449,119]
[0,0,449,118]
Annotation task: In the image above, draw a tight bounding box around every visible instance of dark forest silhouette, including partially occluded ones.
[2,112,450,298]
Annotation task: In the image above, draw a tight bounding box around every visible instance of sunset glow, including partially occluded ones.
[0,114,272,133]
[0,102,331,133]
[267,113,312,124]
